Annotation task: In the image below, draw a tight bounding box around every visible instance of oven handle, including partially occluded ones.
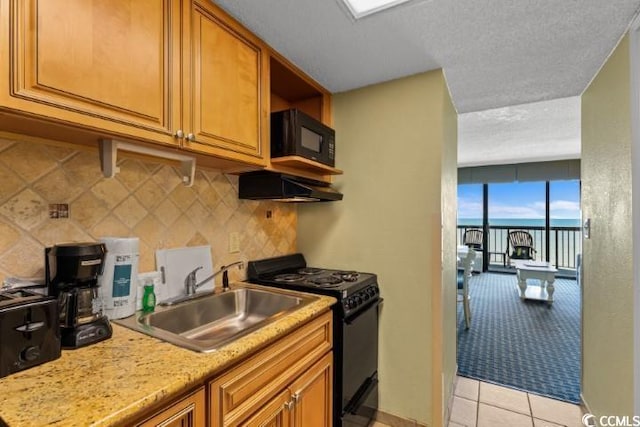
[345,298,382,325]
[344,374,379,415]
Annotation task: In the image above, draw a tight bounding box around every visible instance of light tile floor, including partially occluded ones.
[370,376,584,427]
[449,376,584,427]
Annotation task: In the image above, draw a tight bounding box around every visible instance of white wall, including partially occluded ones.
[297,70,457,426]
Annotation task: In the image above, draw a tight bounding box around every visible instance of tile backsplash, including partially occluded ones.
[0,137,296,284]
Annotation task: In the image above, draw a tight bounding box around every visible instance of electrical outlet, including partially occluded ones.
[229,232,240,253]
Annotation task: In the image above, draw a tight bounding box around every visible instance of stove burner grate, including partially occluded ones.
[332,271,360,282]
[274,273,305,282]
[308,276,343,287]
[298,267,324,275]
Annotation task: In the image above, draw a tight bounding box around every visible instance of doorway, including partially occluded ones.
[456,176,582,404]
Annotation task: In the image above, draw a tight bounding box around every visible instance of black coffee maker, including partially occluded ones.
[45,242,112,348]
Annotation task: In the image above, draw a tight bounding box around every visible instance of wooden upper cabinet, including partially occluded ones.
[182,1,268,166]
[1,0,268,164]
[3,0,181,145]
[0,0,325,171]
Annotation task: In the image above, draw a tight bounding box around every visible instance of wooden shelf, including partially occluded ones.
[269,52,332,126]
[267,51,337,183]
[270,156,343,175]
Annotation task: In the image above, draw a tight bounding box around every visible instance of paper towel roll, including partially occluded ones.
[98,237,140,319]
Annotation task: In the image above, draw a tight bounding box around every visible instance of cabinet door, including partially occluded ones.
[290,352,333,427]
[238,389,292,427]
[208,313,332,427]
[137,387,206,427]
[184,1,267,166]
[3,0,181,145]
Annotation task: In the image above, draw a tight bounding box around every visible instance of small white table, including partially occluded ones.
[513,261,558,306]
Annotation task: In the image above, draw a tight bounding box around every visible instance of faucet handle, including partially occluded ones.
[187,266,203,278]
[184,266,203,292]
[222,270,230,291]
[220,261,244,291]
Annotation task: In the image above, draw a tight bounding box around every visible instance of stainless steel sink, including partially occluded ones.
[115,286,318,353]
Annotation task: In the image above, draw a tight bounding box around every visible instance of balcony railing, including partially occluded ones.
[457,224,581,272]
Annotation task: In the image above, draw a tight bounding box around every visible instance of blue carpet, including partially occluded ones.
[457,272,581,403]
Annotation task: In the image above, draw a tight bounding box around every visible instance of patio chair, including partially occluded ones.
[458,247,475,329]
[507,230,537,265]
[463,228,483,250]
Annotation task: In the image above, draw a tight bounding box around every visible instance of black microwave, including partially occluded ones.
[271,109,335,167]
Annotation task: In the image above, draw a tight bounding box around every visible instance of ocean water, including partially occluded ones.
[458,218,581,228]
[457,218,582,268]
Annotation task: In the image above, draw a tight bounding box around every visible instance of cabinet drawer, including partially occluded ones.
[209,311,332,426]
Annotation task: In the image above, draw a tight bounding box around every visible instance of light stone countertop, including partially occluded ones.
[0,284,335,427]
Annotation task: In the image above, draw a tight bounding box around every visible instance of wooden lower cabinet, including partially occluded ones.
[218,353,333,427]
[239,389,292,427]
[209,312,333,427]
[288,352,333,427]
[133,311,333,427]
[136,387,206,427]
[238,353,332,427]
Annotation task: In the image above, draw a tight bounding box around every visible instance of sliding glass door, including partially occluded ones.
[488,181,546,265]
[457,179,581,274]
[549,180,581,269]
[457,183,483,227]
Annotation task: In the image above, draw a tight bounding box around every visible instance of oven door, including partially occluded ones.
[343,374,378,427]
[341,298,381,426]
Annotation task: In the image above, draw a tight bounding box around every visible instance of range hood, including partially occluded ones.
[238,172,343,202]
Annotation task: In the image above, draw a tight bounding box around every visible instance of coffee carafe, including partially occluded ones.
[45,242,112,348]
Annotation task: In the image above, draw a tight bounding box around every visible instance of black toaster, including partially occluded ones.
[0,289,61,378]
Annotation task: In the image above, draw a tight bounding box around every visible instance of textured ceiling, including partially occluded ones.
[213,0,640,113]
[458,97,581,167]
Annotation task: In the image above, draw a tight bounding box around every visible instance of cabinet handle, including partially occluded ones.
[283,400,294,411]
[175,129,185,139]
[186,133,196,142]
[292,392,301,404]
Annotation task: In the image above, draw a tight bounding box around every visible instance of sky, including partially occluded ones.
[458,180,581,219]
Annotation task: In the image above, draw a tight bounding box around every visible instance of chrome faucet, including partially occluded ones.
[184,261,245,295]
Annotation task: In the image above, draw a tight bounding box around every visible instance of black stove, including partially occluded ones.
[247,253,380,427]
[269,268,370,288]
[247,253,379,318]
